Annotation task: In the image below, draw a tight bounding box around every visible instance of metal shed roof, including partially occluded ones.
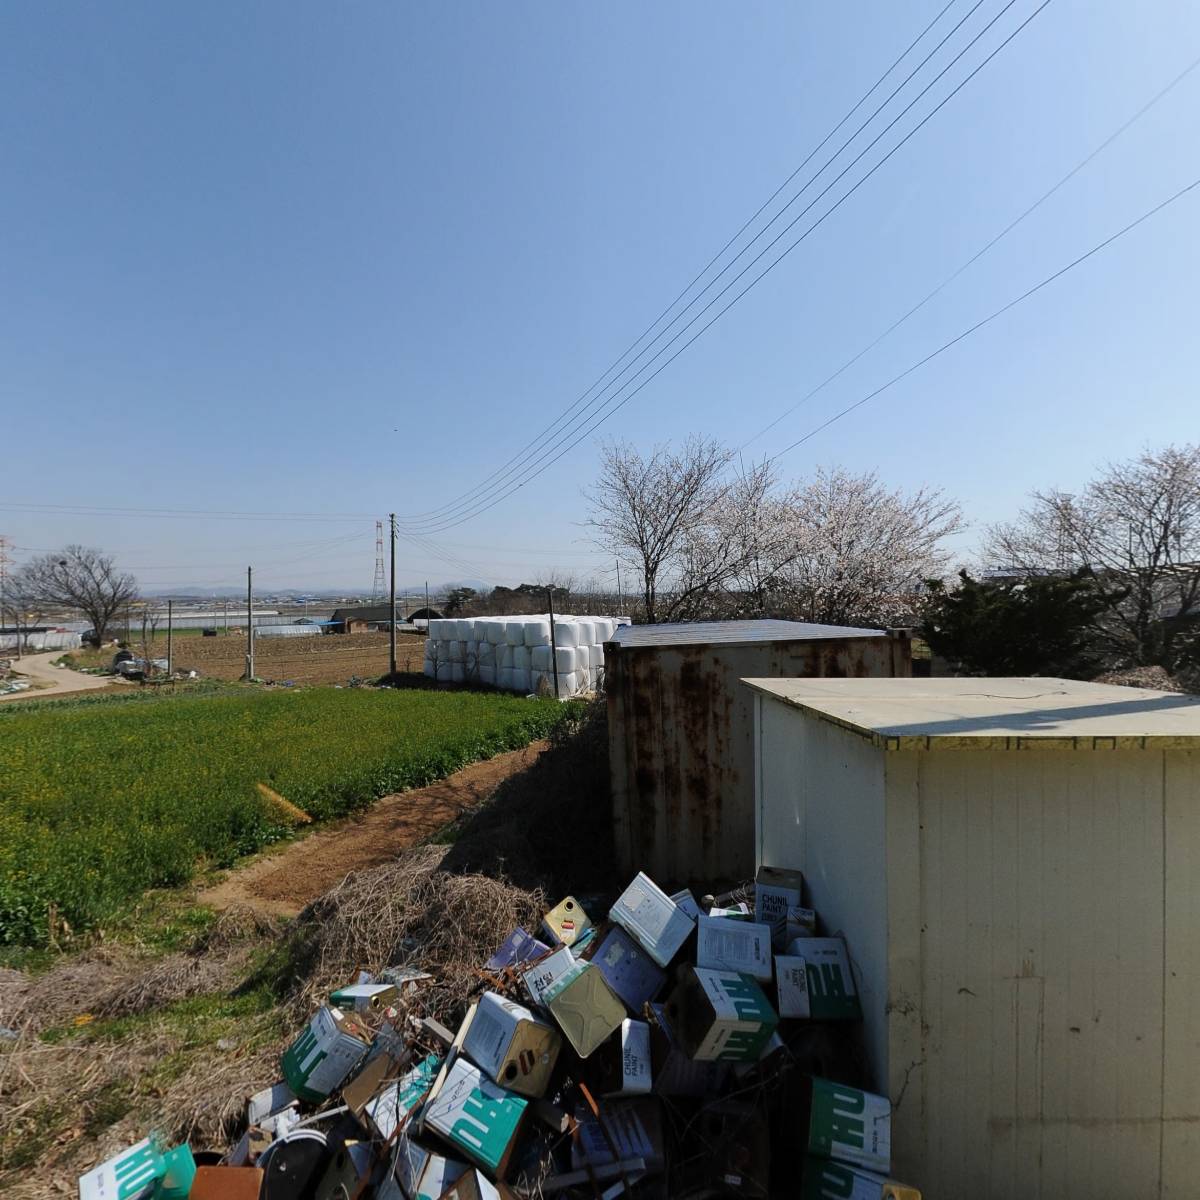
[742,676,1200,750]
[608,619,885,649]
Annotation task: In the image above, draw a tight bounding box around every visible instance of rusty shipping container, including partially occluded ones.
[604,620,910,884]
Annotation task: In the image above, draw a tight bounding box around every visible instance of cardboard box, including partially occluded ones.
[246,1079,296,1125]
[800,1158,921,1200]
[669,888,702,921]
[189,1165,264,1200]
[78,1138,167,1200]
[394,1141,469,1200]
[542,960,626,1059]
[696,915,774,982]
[775,955,812,1019]
[571,1098,664,1173]
[520,944,575,1010]
[424,1057,528,1177]
[281,1006,370,1102]
[588,925,666,1012]
[588,1017,652,1097]
[365,1052,440,1141]
[803,1078,892,1174]
[461,991,561,1099]
[708,902,753,920]
[542,895,592,947]
[485,927,552,972]
[342,1046,406,1116]
[754,865,804,945]
[646,1002,729,1097]
[785,906,818,943]
[609,872,693,968]
[665,967,779,1062]
[330,982,399,1013]
[784,938,862,1020]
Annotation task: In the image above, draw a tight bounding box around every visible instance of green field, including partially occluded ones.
[0,686,577,946]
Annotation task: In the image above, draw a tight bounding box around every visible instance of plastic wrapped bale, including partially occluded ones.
[505,621,526,646]
[448,640,463,664]
[513,645,531,671]
[524,620,552,648]
[554,646,577,675]
[511,667,533,694]
[553,620,579,649]
[497,644,514,670]
[576,644,592,674]
[479,665,497,686]
[486,621,505,645]
[531,645,552,672]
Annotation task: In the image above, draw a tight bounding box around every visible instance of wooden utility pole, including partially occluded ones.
[547,588,560,700]
[166,599,174,676]
[388,513,397,678]
[245,567,255,680]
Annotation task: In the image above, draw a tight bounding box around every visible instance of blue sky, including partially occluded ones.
[2,1,1198,593]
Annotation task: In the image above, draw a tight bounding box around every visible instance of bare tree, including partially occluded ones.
[11,545,138,644]
[776,467,963,626]
[586,437,733,623]
[987,444,1200,668]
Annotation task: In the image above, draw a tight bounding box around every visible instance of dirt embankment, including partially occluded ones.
[200,740,549,916]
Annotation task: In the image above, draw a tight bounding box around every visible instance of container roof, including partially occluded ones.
[609,619,885,649]
[742,676,1200,750]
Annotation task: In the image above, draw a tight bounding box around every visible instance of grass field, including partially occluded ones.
[0,685,579,946]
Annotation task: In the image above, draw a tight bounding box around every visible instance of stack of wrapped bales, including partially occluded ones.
[423,615,630,694]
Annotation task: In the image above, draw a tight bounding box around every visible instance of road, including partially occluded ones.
[0,650,117,703]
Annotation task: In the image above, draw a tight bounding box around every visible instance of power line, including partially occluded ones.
[738,51,1200,451]
[763,173,1200,462]
[398,0,991,526]
[401,0,1053,535]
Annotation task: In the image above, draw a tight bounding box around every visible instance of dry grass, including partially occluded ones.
[275,846,546,1027]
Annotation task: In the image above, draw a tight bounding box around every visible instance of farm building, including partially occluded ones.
[747,675,1200,1197]
[329,604,397,633]
[604,618,912,882]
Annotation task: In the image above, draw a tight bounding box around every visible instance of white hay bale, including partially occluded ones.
[486,621,505,645]
[447,640,463,663]
[554,646,577,675]
[505,621,526,646]
[497,644,514,669]
[513,645,530,670]
[525,620,552,648]
[552,620,579,649]
[531,645,552,671]
[512,668,533,694]
[575,644,591,672]
[479,664,497,686]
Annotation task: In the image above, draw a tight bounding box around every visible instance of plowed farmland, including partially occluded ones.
[135,630,425,684]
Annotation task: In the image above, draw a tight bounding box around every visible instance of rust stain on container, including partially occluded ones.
[606,622,910,885]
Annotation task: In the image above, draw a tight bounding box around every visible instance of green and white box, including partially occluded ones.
[754,866,805,946]
[666,966,779,1062]
[329,981,398,1013]
[800,1157,920,1200]
[521,944,575,1010]
[610,872,693,968]
[784,937,861,1020]
[804,1078,891,1174]
[281,1005,370,1102]
[696,915,773,982]
[365,1052,440,1141]
[424,1057,528,1177]
[78,1138,161,1200]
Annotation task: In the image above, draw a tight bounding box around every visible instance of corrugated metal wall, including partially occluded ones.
[606,632,905,884]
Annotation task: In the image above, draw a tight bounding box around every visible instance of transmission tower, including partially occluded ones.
[371,520,386,601]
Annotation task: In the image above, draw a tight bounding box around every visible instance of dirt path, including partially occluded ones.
[199,740,548,917]
[0,650,117,703]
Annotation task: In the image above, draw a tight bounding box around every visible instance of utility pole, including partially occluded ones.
[0,535,8,655]
[547,587,560,700]
[388,513,397,678]
[223,599,228,636]
[245,567,255,680]
[166,599,174,676]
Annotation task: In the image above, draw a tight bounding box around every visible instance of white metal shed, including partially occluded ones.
[745,676,1200,1199]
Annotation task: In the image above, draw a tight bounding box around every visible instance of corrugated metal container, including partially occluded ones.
[746,676,1200,1198]
[604,620,909,884]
